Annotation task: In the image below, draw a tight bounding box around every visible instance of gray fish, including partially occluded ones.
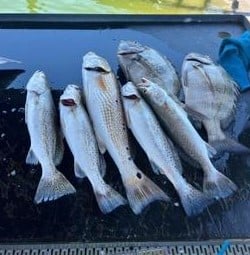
[59,84,127,213]
[117,40,180,96]
[137,78,237,200]
[121,82,213,216]
[82,52,169,215]
[25,71,76,203]
[181,52,250,154]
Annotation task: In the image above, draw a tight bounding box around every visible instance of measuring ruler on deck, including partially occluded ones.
[0,240,249,255]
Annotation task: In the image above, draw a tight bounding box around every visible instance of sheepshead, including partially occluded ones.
[82,52,169,214]
[137,78,237,200]
[117,40,180,96]
[121,82,213,216]
[25,71,76,203]
[181,53,250,154]
[59,84,127,213]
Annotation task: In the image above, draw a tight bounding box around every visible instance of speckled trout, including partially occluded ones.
[137,78,237,200]
[82,52,169,215]
[59,84,127,214]
[25,71,76,203]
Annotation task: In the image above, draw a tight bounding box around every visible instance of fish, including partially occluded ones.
[136,78,237,200]
[121,82,213,216]
[0,56,21,65]
[25,71,76,203]
[117,40,180,96]
[59,84,127,213]
[82,52,169,214]
[181,52,250,154]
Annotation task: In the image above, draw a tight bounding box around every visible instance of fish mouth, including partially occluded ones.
[185,57,208,64]
[123,94,140,100]
[117,50,143,56]
[138,77,150,87]
[118,40,145,55]
[61,99,76,106]
[83,52,111,73]
[84,66,109,73]
[185,54,212,65]
[28,90,43,96]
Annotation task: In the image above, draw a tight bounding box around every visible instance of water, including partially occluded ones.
[0,0,231,14]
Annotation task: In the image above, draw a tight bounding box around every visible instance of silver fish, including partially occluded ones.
[25,71,76,203]
[82,52,169,215]
[181,53,250,154]
[59,84,127,214]
[137,78,237,200]
[117,40,180,96]
[121,82,213,216]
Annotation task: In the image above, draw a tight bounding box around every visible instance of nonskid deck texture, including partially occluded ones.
[0,241,250,255]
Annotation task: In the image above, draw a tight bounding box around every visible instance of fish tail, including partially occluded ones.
[203,168,237,199]
[94,185,127,214]
[123,170,170,215]
[210,138,250,154]
[34,168,76,204]
[177,182,213,216]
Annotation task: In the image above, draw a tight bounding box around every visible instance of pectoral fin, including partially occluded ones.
[26,147,39,165]
[123,106,131,128]
[99,153,106,178]
[53,130,64,166]
[96,134,107,154]
[74,161,86,178]
[184,105,209,121]
[205,142,217,158]
[149,160,162,175]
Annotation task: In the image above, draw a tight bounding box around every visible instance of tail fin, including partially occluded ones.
[123,171,170,215]
[210,138,250,154]
[203,170,237,199]
[34,169,76,204]
[94,185,127,214]
[177,183,214,216]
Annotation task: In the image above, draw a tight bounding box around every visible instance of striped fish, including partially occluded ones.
[117,40,180,97]
[181,52,250,154]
